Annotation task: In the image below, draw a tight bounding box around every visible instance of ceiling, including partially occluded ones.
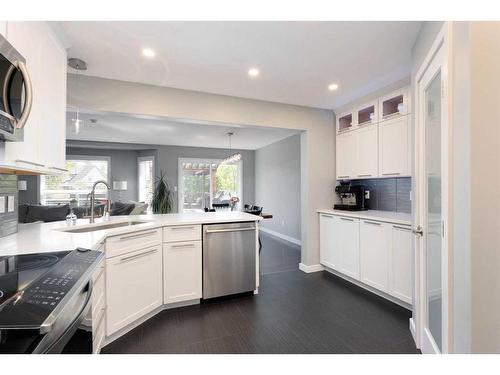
[55,21,422,109]
[66,111,300,150]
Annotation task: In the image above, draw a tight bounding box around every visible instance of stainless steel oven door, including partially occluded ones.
[0,34,33,141]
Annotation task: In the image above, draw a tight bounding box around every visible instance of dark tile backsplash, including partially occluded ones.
[0,173,18,238]
[350,177,411,213]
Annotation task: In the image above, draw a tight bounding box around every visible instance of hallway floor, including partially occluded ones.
[102,232,418,354]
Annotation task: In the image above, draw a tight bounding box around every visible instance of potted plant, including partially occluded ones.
[152,171,173,214]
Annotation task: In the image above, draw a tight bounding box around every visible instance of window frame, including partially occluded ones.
[40,154,111,206]
[137,155,155,206]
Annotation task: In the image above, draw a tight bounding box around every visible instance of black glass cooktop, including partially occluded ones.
[0,251,71,307]
[0,249,101,329]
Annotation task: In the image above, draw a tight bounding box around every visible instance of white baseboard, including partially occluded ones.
[259,226,301,246]
[299,263,324,273]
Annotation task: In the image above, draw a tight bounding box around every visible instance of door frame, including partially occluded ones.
[177,157,244,213]
[413,22,453,354]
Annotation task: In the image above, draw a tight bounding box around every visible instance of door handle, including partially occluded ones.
[412,225,424,236]
[15,61,33,129]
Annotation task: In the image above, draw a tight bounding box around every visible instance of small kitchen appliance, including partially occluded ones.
[333,182,367,211]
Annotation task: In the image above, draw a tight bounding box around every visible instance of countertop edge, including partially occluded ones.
[317,209,412,226]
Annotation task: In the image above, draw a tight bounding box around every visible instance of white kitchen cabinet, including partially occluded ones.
[336,131,357,180]
[360,220,388,290]
[378,87,410,121]
[106,245,163,336]
[378,115,411,177]
[355,124,378,179]
[319,212,413,306]
[163,240,202,304]
[337,216,360,279]
[336,110,357,133]
[1,22,67,173]
[356,101,378,127]
[319,214,341,270]
[388,224,413,304]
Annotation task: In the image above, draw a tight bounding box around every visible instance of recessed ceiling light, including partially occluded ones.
[142,48,155,58]
[248,68,260,78]
[328,83,339,91]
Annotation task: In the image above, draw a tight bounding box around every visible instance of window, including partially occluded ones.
[40,156,110,206]
[138,156,154,208]
[178,158,242,212]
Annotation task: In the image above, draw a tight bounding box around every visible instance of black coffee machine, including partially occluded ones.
[334,182,367,211]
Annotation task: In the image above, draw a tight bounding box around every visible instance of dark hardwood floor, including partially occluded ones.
[102,232,418,354]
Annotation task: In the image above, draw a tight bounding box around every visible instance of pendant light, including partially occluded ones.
[221,132,242,165]
[68,58,87,134]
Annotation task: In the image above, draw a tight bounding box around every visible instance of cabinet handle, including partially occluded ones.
[321,214,334,218]
[393,225,412,231]
[15,159,45,167]
[170,243,196,249]
[119,248,158,263]
[340,217,355,222]
[205,227,255,234]
[337,175,350,179]
[119,230,157,241]
[169,226,195,230]
[357,174,372,177]
[382,172,401,176]
[364,220,381,226]
[49,166,69,172]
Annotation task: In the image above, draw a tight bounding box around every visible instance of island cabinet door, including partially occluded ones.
[106,245,163,336]
[163,240,202,304]
[359,220,389,291]
[337,216,360,280]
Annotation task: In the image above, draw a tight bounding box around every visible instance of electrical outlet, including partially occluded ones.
[0,196,5,214]
[281,220,285,227]
[364,190,370,199]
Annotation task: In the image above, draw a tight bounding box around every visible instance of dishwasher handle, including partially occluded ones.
[205,227,255,234]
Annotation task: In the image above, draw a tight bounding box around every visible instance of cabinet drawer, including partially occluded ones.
[106,228,162,258]
[163,225,201,243]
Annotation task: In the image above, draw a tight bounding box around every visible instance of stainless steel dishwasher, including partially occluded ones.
[202,222,256,299]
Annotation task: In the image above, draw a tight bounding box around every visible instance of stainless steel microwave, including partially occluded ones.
[0,33,33,142]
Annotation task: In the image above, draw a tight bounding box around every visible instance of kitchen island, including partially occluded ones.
[0,211,261,353]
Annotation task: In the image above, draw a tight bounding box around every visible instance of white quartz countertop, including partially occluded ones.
[0,211,261,256]
[317,209,412,226]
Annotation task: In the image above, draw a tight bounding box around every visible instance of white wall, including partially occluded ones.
[67,75,335,266]
[255,133,301,242]
[468,21,500,353]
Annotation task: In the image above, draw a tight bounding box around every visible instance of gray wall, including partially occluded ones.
[255,134,301,242]
[66,141,255,213]
[67,147,139,202]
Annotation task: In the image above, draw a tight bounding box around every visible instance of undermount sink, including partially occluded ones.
[61,221,148,233]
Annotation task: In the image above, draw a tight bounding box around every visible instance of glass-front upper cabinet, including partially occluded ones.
[378,87,410,121]
[336,110,357,133]
[356,101,378,127]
